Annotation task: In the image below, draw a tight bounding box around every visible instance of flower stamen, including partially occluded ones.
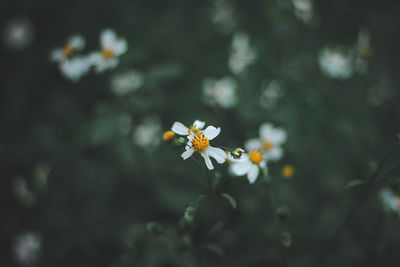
[102,48,114,59]
[191,134,209,153]
[263,141,272,150]
[248,150,263,164]
[63,44,74,55]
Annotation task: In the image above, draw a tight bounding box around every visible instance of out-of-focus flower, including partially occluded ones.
[366,76,394,107]
[318,46,354,80]
[202,76,238,108]
[50,35,85,63]
[355,28,373,74]
[282,164,294,179]
[12,176,36,207]
[111,69,144,96]
[13,232,41,265]
[291,0,314,24]
[171,120,205,136]
[211,0,236,34]
[90,29,128,73]
[245,123,287,161]
[260,80,284,109]
[2,17,34,51]
[33,162,51,190]
[132,115,162,148]
[229,32,257,75]
[229,149,267,184]
[379,188,400,217]
[58,56,91,82]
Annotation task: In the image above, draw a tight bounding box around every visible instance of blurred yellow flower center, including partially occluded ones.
[191,134,209,153]
[102,49,114,59]
[248,150,262,164]
[63,44,74,55]
[163,131,175,142]
[263,141,272,150]
[282,165,294,178]
[189,126,202,135]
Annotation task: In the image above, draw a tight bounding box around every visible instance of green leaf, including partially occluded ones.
[221,193,237,210]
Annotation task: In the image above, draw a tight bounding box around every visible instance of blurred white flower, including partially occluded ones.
[260,80,284,109]
[229,149,267,183]
[355,28,373,74]
[111,69,144,96]
[90,29,128,73]
[12,176,36,207]
[229,32,257,75]
[133,116,162,148]
[202,76,238,109]
[2,17,34,51]
[13,232,41,265]
[58,56,91,82]
[180,124,226,170]
[291,0,314,24]
[318,46,354,80]
[245,123,287,162]
[379,188,400,217]
[211,0,236,34]
[33,162,51,190]
[50,35,86,63]
[171,120,205,136]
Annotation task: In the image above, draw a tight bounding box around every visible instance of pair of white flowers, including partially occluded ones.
[170,120,287,184]
[50,29,127,81]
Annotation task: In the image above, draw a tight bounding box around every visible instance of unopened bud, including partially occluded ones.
[276,206,291,221]
[280,231,291,247]
[231,148,245,159]
[183,205,197,222]
[163,131,175,143]
[146,222,164,236]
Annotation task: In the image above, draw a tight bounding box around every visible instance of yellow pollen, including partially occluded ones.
[189,126,202,135]
[282,165,294,179]
[224,150,230,163]
[191,134,209,153]
[102,48,114,59]
[263,141,272,150]
[248,150,263,164]
[163,131,175,142]
[63,44,74,55]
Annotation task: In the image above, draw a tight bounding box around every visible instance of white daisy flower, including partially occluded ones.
[50,35,86,63]
[229,149,267,184]
[228,32,257,75]
[171,120,206,136]
[202,76,238,109]
[90,29,128,73]
[245,123,287,161]
[111,69,144,96]
[318,46,354,80]
[2,17,34,51]
[58,56,91,82]
[181,125,227,170]
[132,115,162,148]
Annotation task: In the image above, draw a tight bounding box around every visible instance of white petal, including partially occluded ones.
[259,123,273,139]
[192,120,205,129]
[50,49,65,63]
[206,146,226,164]
[113,39,128,56]
[269,128,287,144]
[101,29,116,48]
[69,35,85,50]
[203,126,221,140]
[266,147,283,161]
[244,138,262,151]
[181,148,194,160]
[230,158,252,176]
[247,164,259,183]
[171,122,189,135]
[201,152,214,170]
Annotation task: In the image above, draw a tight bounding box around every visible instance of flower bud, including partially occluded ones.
[163,131,175,143]
[183,205,197,223]
[280,231,291,247]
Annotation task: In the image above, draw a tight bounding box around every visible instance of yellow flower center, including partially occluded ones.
[189,126,202,135]
[163,131,175,142]
[248,150,263,164]
[102,48,114,59]
[263,141,272,150]
[63,44,74,55]
[282,165,294,178]
[191,134,209,153]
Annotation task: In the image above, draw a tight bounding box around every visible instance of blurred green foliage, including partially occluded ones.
[1,0,400,266]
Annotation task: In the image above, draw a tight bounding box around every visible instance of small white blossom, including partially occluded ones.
[211,0,237,34]
[132,116,162,148]
[90,29,128,73]
[111,69,144,96]
[13,232,41,265]
[50,35,86,63]
[260,80,284,109]
[229,150,267,183]
[245,123,287,161]
[229,32,257,75]
[379,188,400,218]
[318,46,354,80]
[202,76,238,108]
[2,17,34,51]
[355,28,372,74]
[12,176,36,206]
[171,120,205,136]
[291,0,314,24]
[58,56,91,82]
